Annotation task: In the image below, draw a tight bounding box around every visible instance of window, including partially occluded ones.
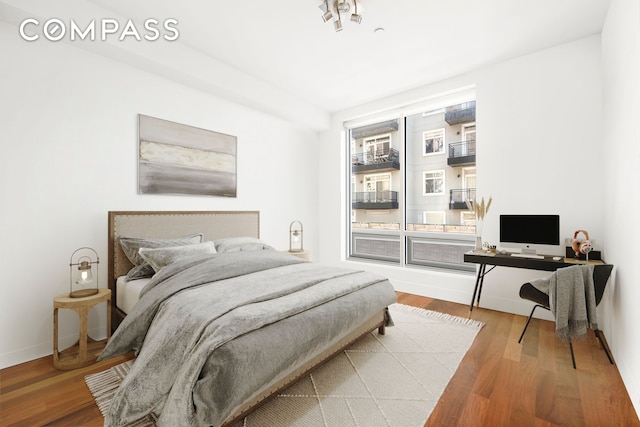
[461,211,476,225]
[462,123,476,142]
[364,134,391,163]
[365,173,391,193]
[351,176,356,223]
[348,95,476,271]
[423,170,445,196]
[423,211,446,224]
[423,129,445,156]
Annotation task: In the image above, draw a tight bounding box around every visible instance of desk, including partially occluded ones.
[464,250,604,318]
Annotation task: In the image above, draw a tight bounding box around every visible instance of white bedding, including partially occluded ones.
[116,276,150,314]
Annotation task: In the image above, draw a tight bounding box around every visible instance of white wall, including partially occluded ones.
[320,32,640,416]
[320,35,604,313]
[0,21,320,368]
[602,0,640,415]
[473,35,605,313]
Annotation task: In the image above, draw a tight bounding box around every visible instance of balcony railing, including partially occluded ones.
[449,188,476,210]
[445,101,476,125]
[448,141,476,166]
[352,148,400,173]
[352,191,399,209]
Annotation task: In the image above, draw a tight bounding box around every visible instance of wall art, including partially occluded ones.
[138,114,237,197]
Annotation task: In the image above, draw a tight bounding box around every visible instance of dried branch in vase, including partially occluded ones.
[465,195,492,221]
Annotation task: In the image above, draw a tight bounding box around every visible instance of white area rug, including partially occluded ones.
[86,303,484,427]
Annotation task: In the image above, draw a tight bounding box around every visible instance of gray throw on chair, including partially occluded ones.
[530,264,597,341]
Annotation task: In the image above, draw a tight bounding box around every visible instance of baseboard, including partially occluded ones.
[0,326,108,369]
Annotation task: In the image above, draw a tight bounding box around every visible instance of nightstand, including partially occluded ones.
[53,288,111,370]
[286,250,310,260]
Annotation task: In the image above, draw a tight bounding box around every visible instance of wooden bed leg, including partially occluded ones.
[378,323,386,335]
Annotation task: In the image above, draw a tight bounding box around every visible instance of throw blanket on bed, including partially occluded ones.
[530,264,596,341]
[99,250,395,427]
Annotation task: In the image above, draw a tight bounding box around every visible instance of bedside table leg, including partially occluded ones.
[53,307,59,365]
[106,298,112,340]
[78,306,89,362]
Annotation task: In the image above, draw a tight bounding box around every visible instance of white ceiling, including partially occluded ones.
[2,0,611,128]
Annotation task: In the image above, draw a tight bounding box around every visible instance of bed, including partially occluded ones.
[101,210,397,427]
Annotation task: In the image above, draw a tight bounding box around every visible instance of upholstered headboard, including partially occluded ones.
[107,210,260,330]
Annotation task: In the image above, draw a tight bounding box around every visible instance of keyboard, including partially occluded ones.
[510,253,545,259]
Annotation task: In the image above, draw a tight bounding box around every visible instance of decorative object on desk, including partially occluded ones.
[572,229,593,260]
[289,220,304,252]
[565,246,601,261]
[483,243,497,253]
[466,195,492,249]
[69,247,99,298]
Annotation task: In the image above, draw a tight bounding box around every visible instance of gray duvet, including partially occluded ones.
[99,249,396,427]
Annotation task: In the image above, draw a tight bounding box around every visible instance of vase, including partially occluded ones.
[475,235,482,250]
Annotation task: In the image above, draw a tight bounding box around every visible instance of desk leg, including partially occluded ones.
[476,263,487,309]
[468,264,486,318]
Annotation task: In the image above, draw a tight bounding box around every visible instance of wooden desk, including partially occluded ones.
[464,250,604,318]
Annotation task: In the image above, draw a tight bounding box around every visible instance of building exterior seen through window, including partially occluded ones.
[348,100,477,271]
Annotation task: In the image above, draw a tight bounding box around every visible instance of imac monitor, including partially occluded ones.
[499,214,560,255]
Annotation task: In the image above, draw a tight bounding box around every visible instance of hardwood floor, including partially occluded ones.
[1,293,638,426]
[397,293,640,427]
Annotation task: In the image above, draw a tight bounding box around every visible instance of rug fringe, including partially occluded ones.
[390,303,485,330]
[85,368,123,416]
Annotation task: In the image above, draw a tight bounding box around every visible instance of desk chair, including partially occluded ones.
[517,264,614,369]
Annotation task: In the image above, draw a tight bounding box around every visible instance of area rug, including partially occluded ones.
[86,303,483,427]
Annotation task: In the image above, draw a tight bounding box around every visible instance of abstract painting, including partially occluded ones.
[138,114,237,197]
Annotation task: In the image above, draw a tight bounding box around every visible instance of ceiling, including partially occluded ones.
[2,0,611,129]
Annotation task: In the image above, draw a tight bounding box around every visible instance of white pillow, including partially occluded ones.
[119,233,204,280]
[138,241,217,273]
[214,237,274,253]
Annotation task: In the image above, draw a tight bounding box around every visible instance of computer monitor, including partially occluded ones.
[499,214,560,255]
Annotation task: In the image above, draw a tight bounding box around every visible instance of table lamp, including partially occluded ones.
[69,247,99,298]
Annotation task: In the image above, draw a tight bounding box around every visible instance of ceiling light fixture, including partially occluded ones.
[351,0,362,24]
[320,0,363,32]
[321,0,333,23]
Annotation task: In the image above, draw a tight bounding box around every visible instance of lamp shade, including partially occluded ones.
[69,247,99,298]
[76,260,93,285]
[289,221,304,252]
[320,0,333,22]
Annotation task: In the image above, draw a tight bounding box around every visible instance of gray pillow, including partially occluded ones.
[119,234,204,280]
[139,241,217,273]
[214,237,274,253]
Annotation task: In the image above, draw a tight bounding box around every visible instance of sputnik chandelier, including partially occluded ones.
[319,0,363,32]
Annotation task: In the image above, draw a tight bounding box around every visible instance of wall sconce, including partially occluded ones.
[289,221,304,252]
[69,247,99,298]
